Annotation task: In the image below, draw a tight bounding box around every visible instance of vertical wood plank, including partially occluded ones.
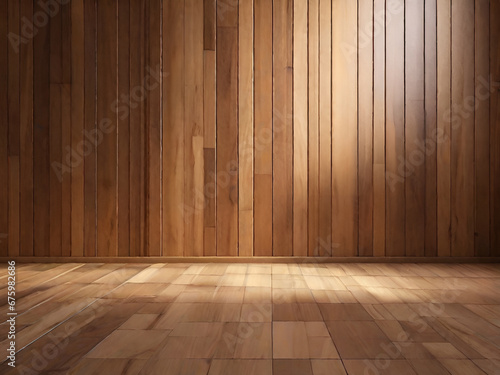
[474,0,490,257]
[254,0,273,256]
[185,0,204,257]
[425,0,437,257]
[96,0,118,257]
[130,0,146,256]
[49,83,62,258]
[239,0,254,256]
[33,0,51,257]
[358,0,373,256]
[19,0,34,257]
[61,84,72,257]
[147,0,162,256]
[293,0,308,257]
[451,0,474,257]
[405,0,425,257]
[0,0,8,257]
[385,0,405,257]
[319,0,332,255]
[163,0,185,256]
[204,148,216,255]
[437,0,451,257]
[117,0,130,257]
[8,0,20,258]
[204,51,216,149]
[273,0,293,256]
[62,2,71,84]
[373,0,386,257]
[491,0,500,256]
[216,10,238,256]
[84,0,97,257]
[71,0,85,257]
[332,0,358,256]
[204,0,216,50]
[8,158,19,257]
[308,0,319,256]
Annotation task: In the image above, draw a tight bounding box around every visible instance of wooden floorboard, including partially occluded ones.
[0,263,499,374]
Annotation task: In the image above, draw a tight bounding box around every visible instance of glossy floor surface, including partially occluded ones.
[0,262,499,374]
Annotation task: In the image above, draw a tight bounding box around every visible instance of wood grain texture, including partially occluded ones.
[405,0,425,257]
[358,0,373,257]
[332,0,358,256]
[96,0,118,257]
[71,0,85,257]
[185,0,204,257]
[385,0,405,257]
[451,0,474,257]
[2,0,497,259]
[254,0,273,256]
[216,25,238,256]
[373,0,385,257]
[163,0,185,256]
[437,0,451,257]
[293,0,308,257]
[19,0,33,257]
[239,0,254,257]
[492,0,500,256]
[273,0,293,256]
[308,0,319,257]
[318,0,332,256]
[0,0,8,257]
[474,0,490,257]
[424,0,437,257]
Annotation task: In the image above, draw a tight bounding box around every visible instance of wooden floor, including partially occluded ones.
[1,263,499,374]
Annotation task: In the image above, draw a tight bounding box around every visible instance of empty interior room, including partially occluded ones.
[1,0,500,374]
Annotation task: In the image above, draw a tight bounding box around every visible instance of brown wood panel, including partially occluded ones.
[185,0,204,257]
[61,84,72,257]
[129,0,147,257]
[405,0,425,257]
[437,0,451,257]
[49,83,62,257]
[0,0,8,257]
[318,0,331,256]
[254,0,273,256]
[474,0,490,257]
[84,0,97,257]
[71,0,85,257]
[147,0,162,256]
[216,25,238,256]
[424,0,437,257]
[358,0,373,257]
[451,0,474,257]
[163,0,185,256]
[204,0,216,50]
[308,0,319,257]
[372,0,385,257]
[33,0,51,257]
[273,0,293,257]
[293,0,308,257]
[19,0,34,257]
[204,50,216,149]
[385,0,405,257]
[96,0,118,257]
[332,0,358,257]
[491,0,500,256]
[239,0,254,257]
[117,0,130,257]
[8,157,19,257]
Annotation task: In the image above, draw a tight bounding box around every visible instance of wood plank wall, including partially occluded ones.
[0,0,499,258]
